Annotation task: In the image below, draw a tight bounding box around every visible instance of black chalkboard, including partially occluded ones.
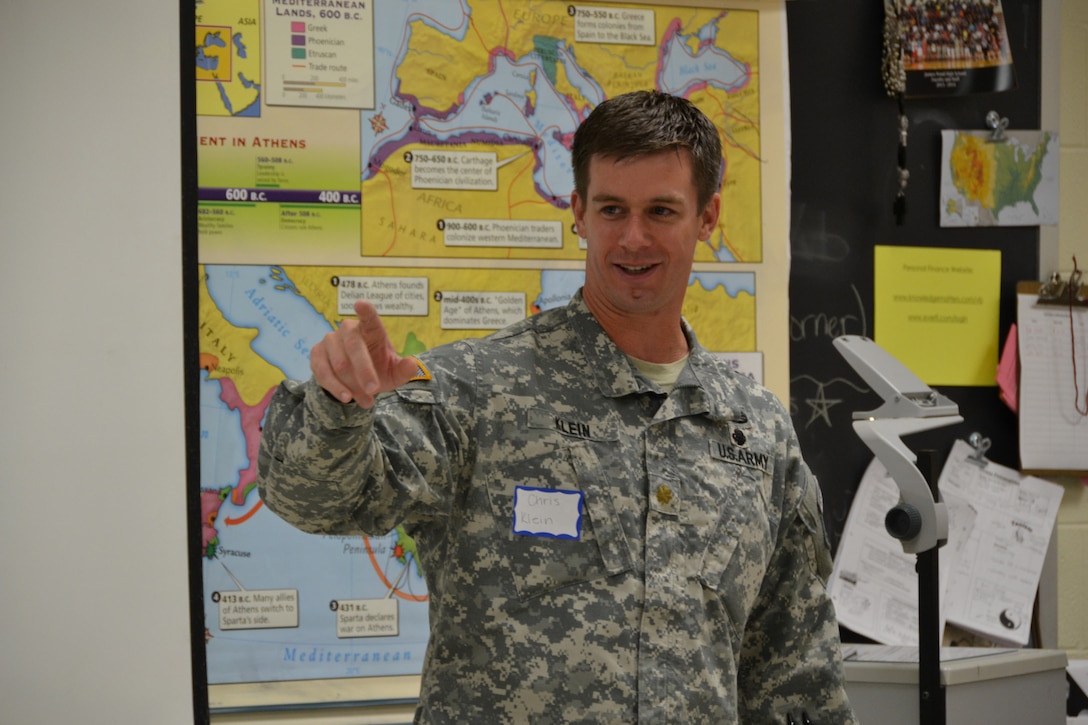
[786,0,1042,552]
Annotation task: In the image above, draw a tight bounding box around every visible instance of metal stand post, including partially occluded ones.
[915,449,946,725]
[833,336,960,725]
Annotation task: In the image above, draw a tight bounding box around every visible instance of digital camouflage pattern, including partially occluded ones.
[258,292,856,724]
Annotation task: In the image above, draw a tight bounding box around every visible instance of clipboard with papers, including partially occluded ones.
[1016,279,1088,474]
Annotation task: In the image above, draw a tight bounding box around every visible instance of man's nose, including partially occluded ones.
[618,215,651,250]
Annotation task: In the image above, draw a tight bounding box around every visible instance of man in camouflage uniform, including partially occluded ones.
[258,90,856,723]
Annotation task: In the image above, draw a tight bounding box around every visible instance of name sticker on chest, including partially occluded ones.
[512,486,583,540]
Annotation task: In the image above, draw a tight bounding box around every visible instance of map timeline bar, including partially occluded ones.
[198,187,361,204]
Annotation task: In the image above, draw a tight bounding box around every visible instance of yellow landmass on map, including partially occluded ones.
[280,266,546,352]
[200,262,755,406]
[279,265,754,354]
[684,284,756,352]
[195,0,260,117]
[395,21,492,113]
[198,273,283,406]
[362,141,572,260]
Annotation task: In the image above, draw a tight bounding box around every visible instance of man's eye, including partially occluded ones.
[651,206,675,217]
[600,205,621,216]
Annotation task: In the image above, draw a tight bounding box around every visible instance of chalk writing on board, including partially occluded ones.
[790,374,871,429]
[791,204,852,263]
[790,284,868,343]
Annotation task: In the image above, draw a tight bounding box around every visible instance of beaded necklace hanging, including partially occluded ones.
[882,0,909,226]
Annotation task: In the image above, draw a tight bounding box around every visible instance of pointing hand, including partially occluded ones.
[310,300,421,408]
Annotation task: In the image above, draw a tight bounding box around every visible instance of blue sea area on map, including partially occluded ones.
[536,270,585,310]
[712,246,738,263]
[205,265,329,382]
[215,84,235,115]
[691,271,754,297]
[203,29,227,49]
[204,500,430,683]
[659,34,749,96]
[232,32,248,59]
[234,94,261,117]
[234,74,261,117]
[195,48,219,73]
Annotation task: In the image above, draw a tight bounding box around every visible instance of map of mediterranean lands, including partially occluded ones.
[195,0,762,265]
[195,0,261,117]
[198,262,754,683]
[360,1,761,263]
[939,129,1059,228]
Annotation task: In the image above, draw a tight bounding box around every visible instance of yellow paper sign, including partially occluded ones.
[874,246,1001,386]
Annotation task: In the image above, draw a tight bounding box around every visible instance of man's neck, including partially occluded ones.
[596,310,689,363]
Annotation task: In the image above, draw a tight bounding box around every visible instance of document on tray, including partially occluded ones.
[938,439,1063,645]
[827,456,973,645]
[828,439,1063,647]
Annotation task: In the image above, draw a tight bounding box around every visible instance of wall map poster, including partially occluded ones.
[939,129,1059,227]
[193,0,789,704]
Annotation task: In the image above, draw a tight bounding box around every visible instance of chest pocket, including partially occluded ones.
[485,442,633,601]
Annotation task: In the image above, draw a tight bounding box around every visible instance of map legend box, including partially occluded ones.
[264,0,376,109]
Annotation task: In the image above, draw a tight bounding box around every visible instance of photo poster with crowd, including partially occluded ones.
[891,0,1017,97]
[192,0,792,712]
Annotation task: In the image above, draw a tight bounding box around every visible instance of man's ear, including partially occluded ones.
[571,189,587,239]
[698,192,722,241]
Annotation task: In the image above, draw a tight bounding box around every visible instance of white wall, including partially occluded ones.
[1055,0,1088,662]
[0,2,195,723]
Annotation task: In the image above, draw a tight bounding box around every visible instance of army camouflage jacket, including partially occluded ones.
[258,292,856,724]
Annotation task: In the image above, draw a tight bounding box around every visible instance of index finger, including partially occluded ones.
[354,299,385,339]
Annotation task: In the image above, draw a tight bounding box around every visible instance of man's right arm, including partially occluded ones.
[257,299,439,535]
[257,377,384,535]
